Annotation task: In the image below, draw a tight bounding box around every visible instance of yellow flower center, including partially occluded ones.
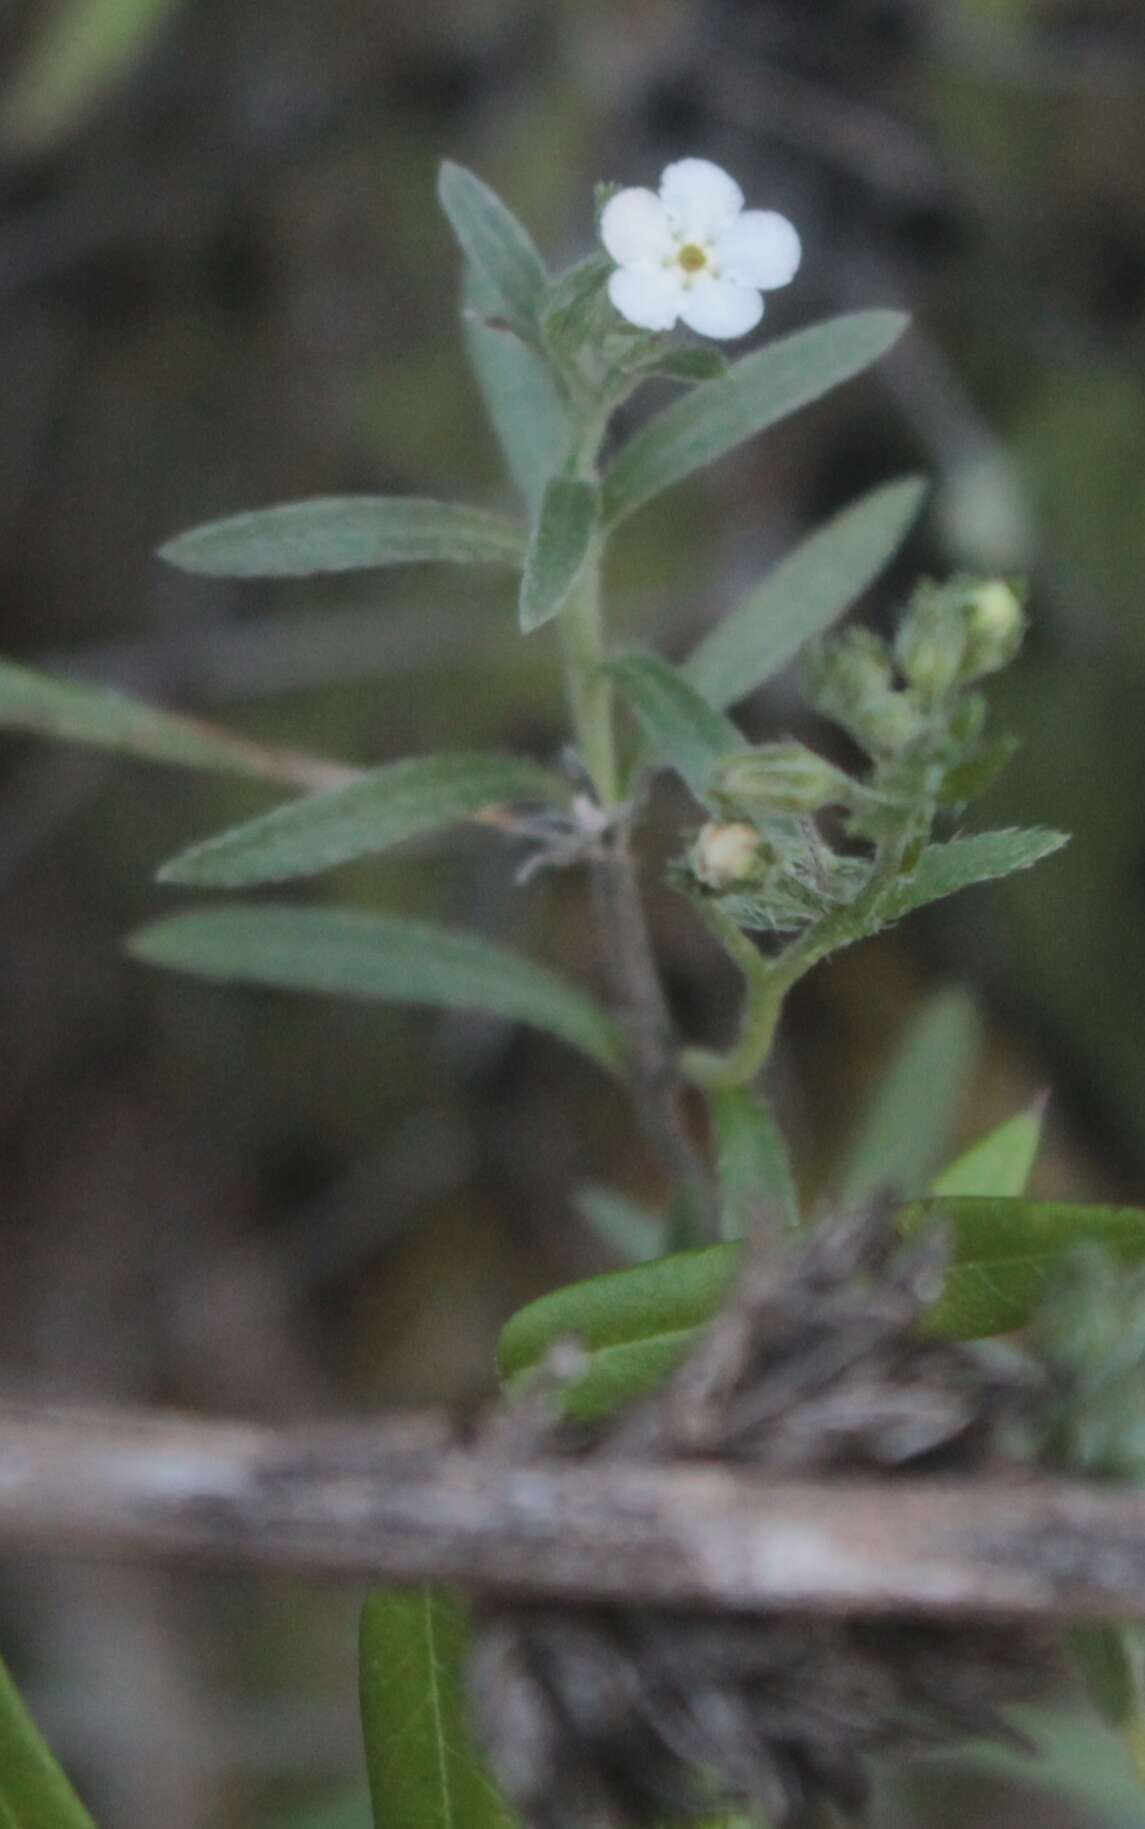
[677,243,708,274]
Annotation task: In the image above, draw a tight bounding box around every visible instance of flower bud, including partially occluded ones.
[895,618,964,699]
[714,743,850,818]
[961,580,1025,681]
[860,690,927,756]
[690,821,767,890]
[806,629,893,719]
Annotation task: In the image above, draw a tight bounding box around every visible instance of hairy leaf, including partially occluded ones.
[519,479,599,633]
[710,1086,799,1238]
[601,312,908,529]
[161,498,524,579]
[0,656,314,782]
[438,163,548,342]
[462,266,569,515]
[882,829,1069,921]
[605,653,745,802]
[833,989,981,1204]
[499,1199,1145,1417]
[685,478,927,711]
[360,1587,512,1829]
[638,347,730,384]
[0,1647,97,1828]
[130,907,623,1074]
[158,754,566,888]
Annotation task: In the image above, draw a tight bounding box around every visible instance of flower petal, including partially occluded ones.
[678,275,763,341]
[600,188,674,266]
[659,158,743,241]
[608,264,683,332]
[714,210,802,290]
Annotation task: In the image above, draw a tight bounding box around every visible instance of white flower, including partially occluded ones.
[600,157,801,342]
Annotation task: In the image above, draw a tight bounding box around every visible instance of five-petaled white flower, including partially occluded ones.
[600,158,801,342]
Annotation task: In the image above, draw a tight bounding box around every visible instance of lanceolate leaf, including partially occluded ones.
[601,312,908,529]
[0,1647,98,1829]
[158,754,567,888]
[709,1086,799,1238]
[0,656,319,782]
[160,498,524,579]
[605,653,746,802]
[916,1198,1145,1340]
[359,1586,513,1829]
[498,1199,1145,1418]
[930,1098,1046,1199]
[462,266,569,515]
[499,1243,737,1419]
[576,1184,663,1263]
[833,989,981,1205]
[685,477,927,711]
[438,162,548,342]
[519,478,599,633]
[882,828,1069,922]
[638,347,729,385]
[130,906,624,1074]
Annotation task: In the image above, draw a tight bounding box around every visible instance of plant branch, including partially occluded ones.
[5,1402,1145,1620]
[682,815,929,1091]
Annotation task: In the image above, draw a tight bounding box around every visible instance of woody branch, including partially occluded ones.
[0,1400,1144,1621]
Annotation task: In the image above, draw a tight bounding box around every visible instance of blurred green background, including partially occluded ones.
[0,0,1144,1823]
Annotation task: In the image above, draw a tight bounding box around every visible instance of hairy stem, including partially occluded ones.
[590,825,718,1241]
[681,815,928,1092]
[560,543,620,807]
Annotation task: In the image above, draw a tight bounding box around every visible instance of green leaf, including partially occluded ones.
[601,311,908,529]
[0,1646,98,1828]
[497,1242,737,1421]
[499,1198,1145,1416]
[130,907,624,1074]
[160,498,524,579]
[637,347,730,384]
[462,266,570,516]
[709,1086,799,1239]
[605,654,746,802]
[359,1586,513,1829]
[958,1703,1145,1828]
[882,828,1069,922]
[914,1197,1145,1340]
[575,1184,663,1263]
[158,754,566,888]
[684,478,927,711]
[930,1098,1046,1198]
[833,989,981,1205]
[438,163,548,342]
[1068,1626,1144,1736]
[0,656,312,782]
[519,479,599,634]
[1,0,184,155]
[273,1792,372,1829]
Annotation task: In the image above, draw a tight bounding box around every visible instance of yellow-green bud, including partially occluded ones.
[715,743,849,818]
[895,621,963,698]
[861,690,926,755]
[690,820,765,891]
[807,629,893,714]
[961,579,1025,680]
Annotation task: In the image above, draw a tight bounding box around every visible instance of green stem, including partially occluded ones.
[681,816,927,1092]
[560,541,619,807]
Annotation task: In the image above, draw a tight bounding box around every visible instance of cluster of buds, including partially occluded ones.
[896,577,1026,704]
[682,575,1027,929]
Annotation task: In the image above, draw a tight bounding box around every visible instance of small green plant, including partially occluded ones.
[5,154,1145,1829]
